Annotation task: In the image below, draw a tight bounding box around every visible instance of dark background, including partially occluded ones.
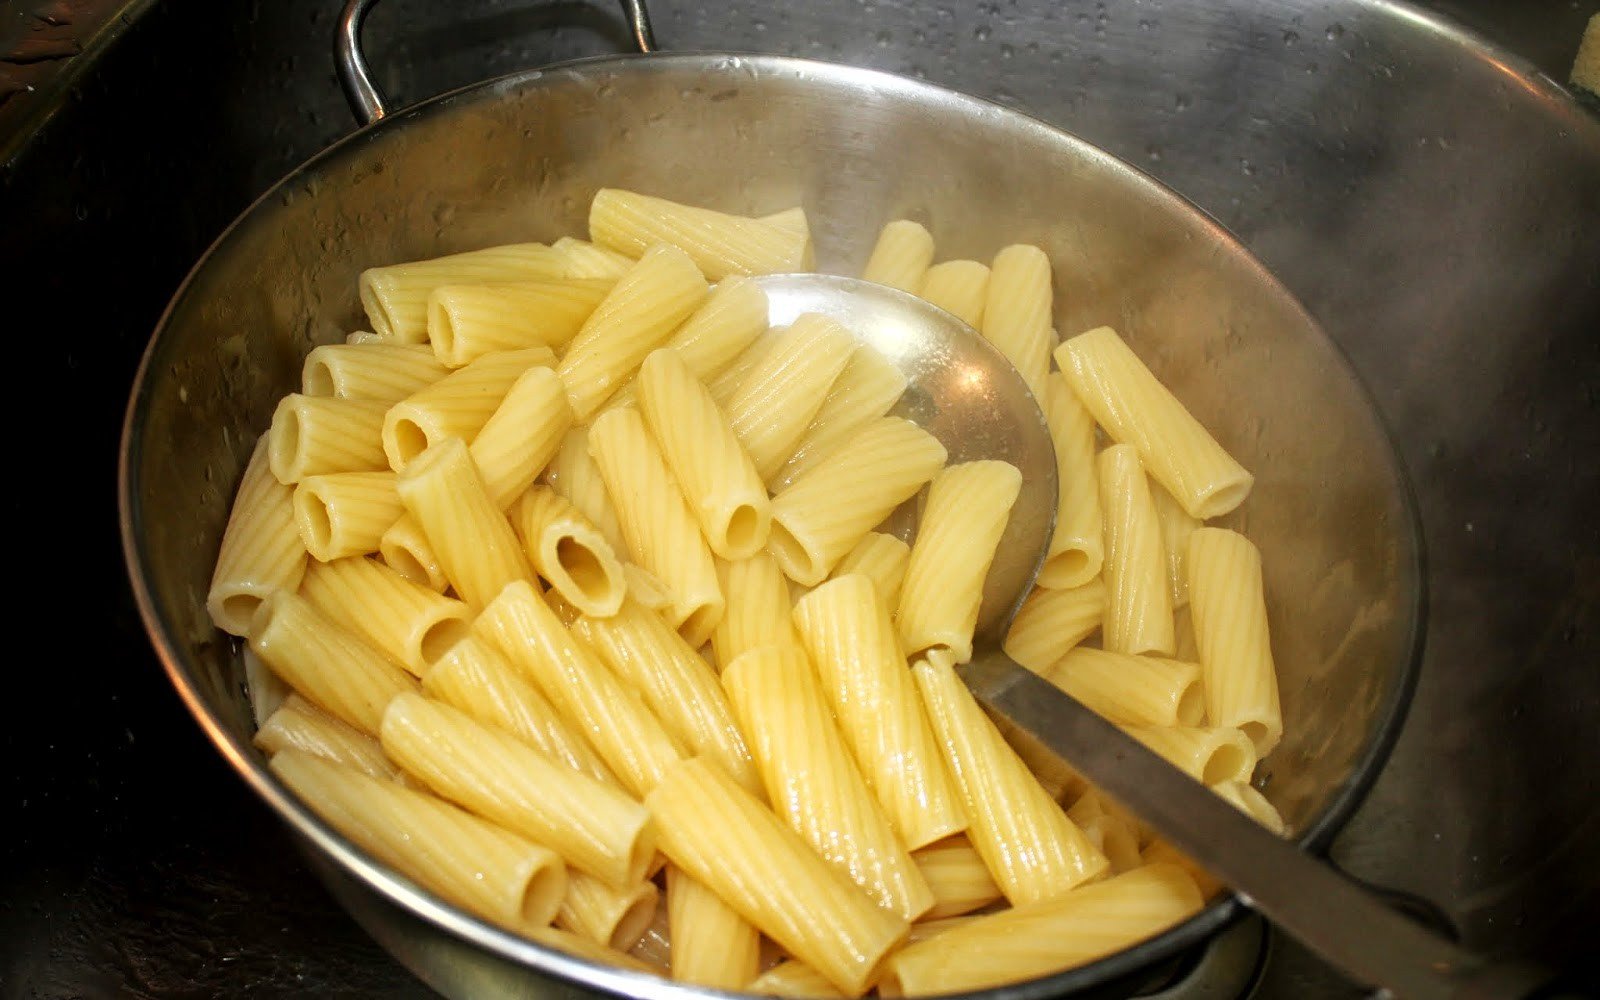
[3,0,1597,997]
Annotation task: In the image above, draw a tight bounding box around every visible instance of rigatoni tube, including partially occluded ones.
[208,436,308,636]
[1187,527,1283,755]
[1097,443,1175,656]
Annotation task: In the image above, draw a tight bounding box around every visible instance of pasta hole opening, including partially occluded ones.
[1175,683,1205,727]
[269,410,301,480]
[518,859,568,927]
[418,616,472,667]
[380,547,432,587]
[766,519,819,585]
[301,360,334,397]
[359,279,395,341]
[1041,548,1091,586]
[1195,481,1251,520]
[679,602,722,650]
[389,419,430,467]
[218,593,263,635]
[296,493,335,555]
[606,889,657,952]
[1240,721,1273,754]
[1202,743,1251,785]
[427,300,456,359]
[554,536,609,600]
[720,504,766,555]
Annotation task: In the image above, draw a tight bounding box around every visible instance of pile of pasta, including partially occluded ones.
[208,187,1286,998]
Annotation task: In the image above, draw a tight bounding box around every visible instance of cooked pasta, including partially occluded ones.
[1037,371,1104,588]
[666,865,762,990]
[917,259,988,327]
[722,313,858,481]
[1002,577,1105,673]
[860,219,935,293]
[381,346,556,471]
[828,531,911,608]
[268,394,390,485]
[298,555,472,676]
[981,244,1053,401]
[589,188,813,280]
[1096,443,1175,656]
[359,242,566,343]
[301,342,449,403]
[209,436,308,635]
[254,693,403,782]
[426,278,610,366]
[1187,527,1283,754]
[467,365,572,510]
[292,470,402,562]
[510,486,626,618]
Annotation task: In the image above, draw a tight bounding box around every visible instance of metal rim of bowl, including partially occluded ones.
[118,50,1428,1000]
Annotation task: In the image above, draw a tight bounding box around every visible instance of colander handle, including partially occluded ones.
[334,0,657,126]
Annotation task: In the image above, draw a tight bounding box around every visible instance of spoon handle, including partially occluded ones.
[961,652,1558,1000]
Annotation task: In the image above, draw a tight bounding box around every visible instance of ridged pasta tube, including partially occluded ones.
[267,395,390,484]
[475,581,683,798]
[589,188,813,280]
[292,470,402,562]
[551,236,634,280]
[793,574,966,849]
[666,866,761,989]
[379,693,655,889]
[420,633,616,786]
[556,244,710,420]
[770,345,908,491]
[467,365,573,510]
[248,591,418,735]
[748,960,847,999]
[1041,647,1204,728]
[897,461,1022,663]
[301,342,448,404]
[359,242,565,343]
[918,260,989,328]
[910,835,1004,919]
[1211,780,1286,835]
[396,437,534,610]
[381,347,556,471]
[878,865,1204,996]
[723,314,858,481]
[510,486,626,619]
[768,417,947,586]
[711,552,799,669]
[829,532,911,608]
[254,694,403,782]
[1153,482,1200,608]
[981,244,1054,401]
[587,407,725,647]
[208,437,308,635]
[426,279,610,366]
[1187,527,1283,754]
[270,750,568,931]
[860,220,935,293]
[1038,371,1104,588]
[543,426,625,553]
[1002,578,1104,672]
[1097,443,1175,656]
[913,653,1107,905]
[636,348,772,560]
[723,645,936,921]
[559,872,659,951]
[602,275,769,412]
[378,512,448,592]
[299,556,472,676]
[1123,724,1258,784]
[644,757,908,998]
[1057,326,1254,519]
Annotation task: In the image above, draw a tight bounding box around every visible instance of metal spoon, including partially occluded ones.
[756,272,1567,1000]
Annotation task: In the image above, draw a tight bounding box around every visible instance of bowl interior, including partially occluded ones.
[120,53,1422,998]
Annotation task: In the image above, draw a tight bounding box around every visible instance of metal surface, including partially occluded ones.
[119,42,1420,1000]
[756,272,1057,635]
[3,0,1598,997]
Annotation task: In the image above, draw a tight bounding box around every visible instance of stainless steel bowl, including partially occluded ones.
[117,15,1424,997]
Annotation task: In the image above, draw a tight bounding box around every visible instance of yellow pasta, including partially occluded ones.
[420,633,616,786]
[1211,779,1287,834]
[379,692,655,889]
[299,555,473,676]
[359,242,566,343]
[254,693,404,782]
[793,574,966,850]
[559,872,660,951]
[981,244,1053,401]
[589,188,813,280]
[636,348,772,560]
[748,960,848,999]
[860,219,935,293]
[878,865,1204,996]
[587,407,724,647]
[1123,725,1257,785]
[475,581,683,798]
[1040,647,1204,728]
[426,278,610,366]
[248,590,418,735]
[896,461,1022,663]
[1002,578,1104,673]
[1153,482,1200,609]
[1057,326,1253,518]
[912,652,1107,905]
[911,835,1004,919]
[270,750,568,931]
[1037,371,1104,588]
[208,436,308,636]
[666,866,761,989]
[543,426,626,554]
[292,470,402,562]
[1140,839,1223,899]
[572,599,759,794]
[644,757,908,998]
[722,314,858,481]
[510,486,626,619]
[267,394,390,484]
[1187,527,1283,755]
[378,512,448,592]
[301,342,449,403]
[602,275,769,412]
[711,552,799,668]
[723,645,936,921]
[556,243,710,419]
[382,346,556,472]
[829,531,911,608]
[770,344,908,491]
[395,437,534,610]
[551,236,635,281]
[768,417,947,586]
[1097,443,1175,656]
[467,365,573,510]
[917,259,989,328]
